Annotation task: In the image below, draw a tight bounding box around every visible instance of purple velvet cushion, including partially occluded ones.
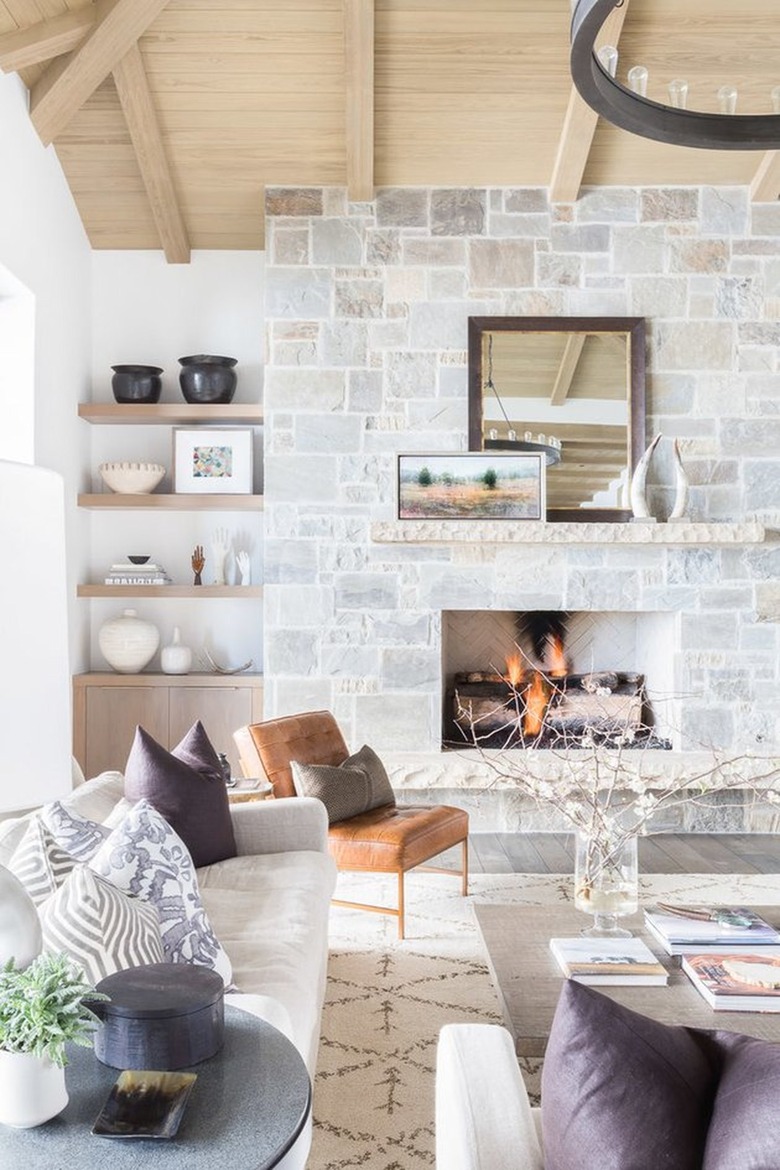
[541,981,719,1170]
[703,1030,780,1170]
[124,721,236,868]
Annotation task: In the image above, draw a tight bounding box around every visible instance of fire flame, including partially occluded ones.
[505,653,525,687]
[523,671,548,739]
[546,633,568,679]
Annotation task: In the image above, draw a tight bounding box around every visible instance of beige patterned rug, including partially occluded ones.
[309,869,780,1170]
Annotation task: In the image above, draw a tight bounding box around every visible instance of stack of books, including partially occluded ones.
[644,903,780,1012]
[104,561,172,586]
[549,936,668,986]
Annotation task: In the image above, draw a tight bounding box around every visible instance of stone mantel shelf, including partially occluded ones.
[371,520,769,546]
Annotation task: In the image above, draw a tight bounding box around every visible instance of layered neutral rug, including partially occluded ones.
[309,869,780,1170]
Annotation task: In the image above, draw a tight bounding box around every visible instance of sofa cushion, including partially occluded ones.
[124,721,236,867]
[541,981,719,1170]
[8,819,78,905]
[291,743,395,825]
[39,864,164,985]
[703,1030,780,1170]
[90,798,232,987]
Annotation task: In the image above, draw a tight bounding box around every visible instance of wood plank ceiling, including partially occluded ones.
[0,0,779,258]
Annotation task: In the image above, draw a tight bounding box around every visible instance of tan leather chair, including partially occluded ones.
[234,711,469,939]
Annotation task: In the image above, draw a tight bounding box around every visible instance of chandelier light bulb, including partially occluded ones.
[667,79,689,109]
[717,85,738,115]
[524,431,533,443]
[488,427,498,441]
[507,429,517,442]
[596,44,618,78]
[627,66,648,97]
[771,86,780,113]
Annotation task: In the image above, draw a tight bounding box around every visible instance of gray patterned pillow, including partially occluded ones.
[9,819,79,905]
[39,801,111,860]
[39,865,164,985]
[89,799,232,986]
[291,743,396,825]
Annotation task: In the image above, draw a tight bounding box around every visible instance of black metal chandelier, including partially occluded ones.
[571,0,780,150]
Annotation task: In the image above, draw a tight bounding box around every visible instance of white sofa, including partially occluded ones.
[436,1024,544,1170]
[0,772,338,1168]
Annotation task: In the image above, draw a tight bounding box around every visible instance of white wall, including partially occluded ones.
[88,252,265,672]
[0,72,92,804]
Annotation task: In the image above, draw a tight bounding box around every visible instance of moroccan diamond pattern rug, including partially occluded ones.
[309,869,780,1170]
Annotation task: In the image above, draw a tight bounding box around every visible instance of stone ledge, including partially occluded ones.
[371,519,769,545]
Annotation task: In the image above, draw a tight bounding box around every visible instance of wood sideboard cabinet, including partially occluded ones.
[73,673,264,780]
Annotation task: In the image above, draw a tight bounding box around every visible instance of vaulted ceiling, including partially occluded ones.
[1,0,779,260]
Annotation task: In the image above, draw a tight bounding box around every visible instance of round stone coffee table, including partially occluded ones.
[0,1006,311,1169]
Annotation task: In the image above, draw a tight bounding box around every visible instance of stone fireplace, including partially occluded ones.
[262,184,780,829]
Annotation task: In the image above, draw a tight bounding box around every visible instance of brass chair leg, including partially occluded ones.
[398,871,405,940]
[461,837,469,897]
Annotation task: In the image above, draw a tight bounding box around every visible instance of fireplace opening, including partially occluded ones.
[442,610,676,751]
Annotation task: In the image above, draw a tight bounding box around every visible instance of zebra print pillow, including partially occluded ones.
[8,819,78,905]
[39,865,164,985]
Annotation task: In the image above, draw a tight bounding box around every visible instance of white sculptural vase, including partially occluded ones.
[0,1051,68,1128]
[161,626,193,675]
[98,608,160,674]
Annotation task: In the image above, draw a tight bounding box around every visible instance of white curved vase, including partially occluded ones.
[0,865,42,969]
[161,626,193,675]
[98,608,159,673]
[0,1051,68,1127]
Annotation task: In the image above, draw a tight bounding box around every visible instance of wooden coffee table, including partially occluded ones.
[474,902,780,1057]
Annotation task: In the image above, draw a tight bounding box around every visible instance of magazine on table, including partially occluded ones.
[643,904,780,955]
[549,936,668,986]
[682,952,780,1012]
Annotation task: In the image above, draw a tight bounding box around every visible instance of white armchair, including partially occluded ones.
[435,1024,544,1170]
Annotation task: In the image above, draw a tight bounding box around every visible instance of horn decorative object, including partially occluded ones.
[629,432,662,521]
[668,439,689,522]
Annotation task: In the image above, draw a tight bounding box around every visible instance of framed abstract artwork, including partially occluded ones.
[173,428,253,494]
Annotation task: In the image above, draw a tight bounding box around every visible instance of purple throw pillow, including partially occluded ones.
[541,981,719,1170]
[703,1030,780,1170]
[124,721,236,868]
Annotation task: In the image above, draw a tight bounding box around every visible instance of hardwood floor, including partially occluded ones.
[464,833,780,875]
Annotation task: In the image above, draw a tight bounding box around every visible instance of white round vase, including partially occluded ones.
[161,626,193,675]
[98,608,160,673]
[0,865,42,969]
[0,1051,68,1128]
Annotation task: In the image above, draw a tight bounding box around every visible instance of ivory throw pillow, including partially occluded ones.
[39,864,164,986]
[89,798,232,986]
[124,721,236,868]
[291,743,396,825]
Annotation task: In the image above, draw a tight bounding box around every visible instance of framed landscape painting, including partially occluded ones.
[397,453,545,520]
[173,428,254,494]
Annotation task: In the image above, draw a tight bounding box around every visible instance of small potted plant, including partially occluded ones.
[0,951,107,1128]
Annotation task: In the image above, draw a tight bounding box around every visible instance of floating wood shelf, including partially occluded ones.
[78,493,264,511]
[78,403,264,425]
[77,586,263,599]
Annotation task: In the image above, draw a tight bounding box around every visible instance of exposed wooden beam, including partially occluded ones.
[30,0,172,147]
[550,334,586,407]
[549,0,630,203]
[750,152,780,203]
[112,43,190,264]
[344,0,374,201]
[0,9,95,73]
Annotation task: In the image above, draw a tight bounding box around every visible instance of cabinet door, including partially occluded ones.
[84,687,169,778]
[168,686,254,774]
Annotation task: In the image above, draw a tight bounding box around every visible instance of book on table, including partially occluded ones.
[682,953,780,1012]
[644,904,780,956]
[549,936,668,985]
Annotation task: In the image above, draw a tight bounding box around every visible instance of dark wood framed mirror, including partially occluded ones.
[468,316,646,522]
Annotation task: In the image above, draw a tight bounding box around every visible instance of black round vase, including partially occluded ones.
[111,365,163,403]
[178,355,237,404]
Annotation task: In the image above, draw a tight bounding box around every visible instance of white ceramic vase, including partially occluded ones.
[161,626,193,675]
[0,1051,68,1128]
[98,608,160,674]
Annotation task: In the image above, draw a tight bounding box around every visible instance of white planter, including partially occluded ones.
[0,1051,68,1128]
[98,608,160,674]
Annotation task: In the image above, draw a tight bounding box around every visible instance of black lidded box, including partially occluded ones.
[93,963,225,1070]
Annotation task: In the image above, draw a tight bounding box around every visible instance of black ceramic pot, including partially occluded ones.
[111,365,163,404]
[178,355,237,404]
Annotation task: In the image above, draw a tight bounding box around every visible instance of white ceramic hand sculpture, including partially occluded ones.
[236,549,251,586]
[211,526,231,585]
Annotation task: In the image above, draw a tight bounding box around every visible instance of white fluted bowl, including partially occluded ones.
[99,461,165,494]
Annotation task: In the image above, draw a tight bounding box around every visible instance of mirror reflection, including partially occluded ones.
[468,317,646,520]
